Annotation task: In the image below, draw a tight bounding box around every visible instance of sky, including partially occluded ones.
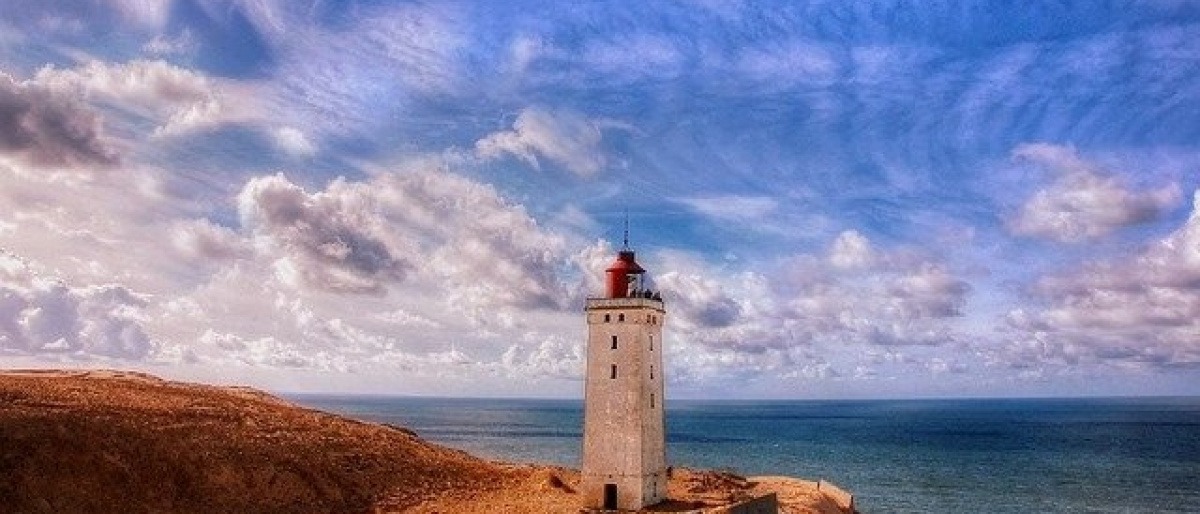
[0,0,1198,398]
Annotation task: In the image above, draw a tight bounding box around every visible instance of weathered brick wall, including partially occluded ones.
[581,299,667,510]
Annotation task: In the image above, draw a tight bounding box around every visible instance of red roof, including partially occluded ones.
[605,250,645,274]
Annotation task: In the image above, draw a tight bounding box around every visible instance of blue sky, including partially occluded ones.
[0,0,1197,398]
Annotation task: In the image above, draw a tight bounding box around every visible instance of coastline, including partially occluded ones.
[0,369,854,513]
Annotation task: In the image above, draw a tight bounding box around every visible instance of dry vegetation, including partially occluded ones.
[0,370,850,513]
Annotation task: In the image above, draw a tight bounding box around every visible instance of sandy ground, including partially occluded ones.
[403,467,850,514]
[0,370,852,513]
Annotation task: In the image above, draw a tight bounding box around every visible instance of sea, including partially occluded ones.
[287,395,1200,513]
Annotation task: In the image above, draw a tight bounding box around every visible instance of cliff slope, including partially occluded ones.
[0,370,849,513]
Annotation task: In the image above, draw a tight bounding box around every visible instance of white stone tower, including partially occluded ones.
[581,242,667,511]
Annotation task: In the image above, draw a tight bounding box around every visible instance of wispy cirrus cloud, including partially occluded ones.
[475,107,613,177]
[34,59,250,137]
[264,2,471,138]
[675,196,778,224]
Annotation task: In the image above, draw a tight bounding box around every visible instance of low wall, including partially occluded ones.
[818,480,855,512]
[708,493,779,514]
[670,493,780,514]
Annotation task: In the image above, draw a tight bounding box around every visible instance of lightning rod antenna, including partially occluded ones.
[622,209,630,250]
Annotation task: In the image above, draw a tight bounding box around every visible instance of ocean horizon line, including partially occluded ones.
[282,392,1200,403]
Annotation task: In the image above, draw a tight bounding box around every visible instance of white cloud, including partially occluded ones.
[581,34,686,81]
[0,251,153,359]
[648,234,972,386]
[109,0,172,29]
[237,174,413,294]
[656,271,743,330]
[676,196,778,223]
[373,308,440,328]
[1008,143,1181,242]
[236,168,570,308]
[143,30,198,56]
[266,2,468,134]
[735,40,840,88]
[506,34,550,76]
[0,140,592,388]
[0,153,193,296]
[569,239,615,302]
[272,126,316,157]
[34,59,248,137]
[1003,189,1200,369]
[476,107,610,177]
[498,333,584,381]
[170,219,250,263]
[828,230,874,270]
[0,71,119,168]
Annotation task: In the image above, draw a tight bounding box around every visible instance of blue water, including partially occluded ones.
[287,396,1200,513]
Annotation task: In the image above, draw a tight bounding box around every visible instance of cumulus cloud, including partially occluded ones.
[785,258,969,348]
[652,233,972,382]
[886,264,971,318]
[171,219,250,263]
[236,168,569,307]
[570,239,615,301]
[1008,143,1181,243]
[655,271,743,330]
[199,329,349,370]
[34,59,237,137]
[1004,190,1200,369]
[238,174,412,294]
[0,72,118,167]
[499,334,583,381]
[0,251,153,359]
[476,107,610,176]
[828,230,875,270]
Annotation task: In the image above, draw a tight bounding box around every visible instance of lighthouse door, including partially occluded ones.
[603,483,617,510]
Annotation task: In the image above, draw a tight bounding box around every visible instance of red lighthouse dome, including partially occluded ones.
[604,250,646,298]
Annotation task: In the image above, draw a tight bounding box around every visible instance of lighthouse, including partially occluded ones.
[581,242,667,511]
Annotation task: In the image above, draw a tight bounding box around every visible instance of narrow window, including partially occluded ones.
[650,366,654,379]
[649,336,653,351]
[610,365,617,379]
[647,314,652,322]
[618,313,625,322]
[611,335,618,349]
[651,393,655,408]
[604,314,611,322]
